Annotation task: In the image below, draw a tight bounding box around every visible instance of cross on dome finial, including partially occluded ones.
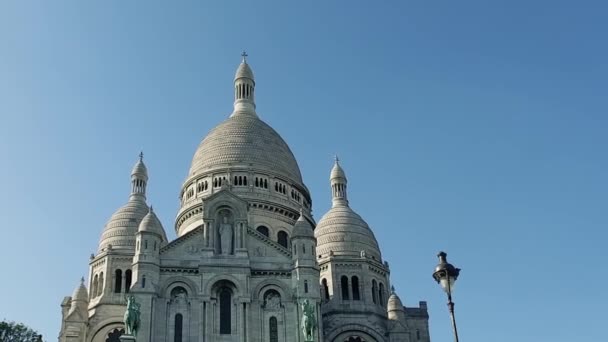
[334,154,340,164]
[139,151,144,161]
[241,51,248,62]
[149,205,154,213]
[81,276,85,284]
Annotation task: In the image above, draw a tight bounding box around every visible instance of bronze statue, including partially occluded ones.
[124,295,141,337]
[301,299,316,341]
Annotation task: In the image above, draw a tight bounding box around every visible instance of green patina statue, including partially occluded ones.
[124,295,141,337]
[300,299,317,342]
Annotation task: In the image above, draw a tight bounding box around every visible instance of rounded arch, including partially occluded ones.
[326,324,385,342]
[253,279,289,302]
[203,199,247,221]
[204,274,243,296]
[159,276,198,297]
[256,225,270,237]
[86,318,124,342]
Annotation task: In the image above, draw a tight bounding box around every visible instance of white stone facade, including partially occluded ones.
[58,57,431,342]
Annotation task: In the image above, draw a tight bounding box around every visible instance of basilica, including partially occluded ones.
[58,56,431,342]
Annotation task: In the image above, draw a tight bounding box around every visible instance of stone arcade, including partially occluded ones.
[58,56,431,342]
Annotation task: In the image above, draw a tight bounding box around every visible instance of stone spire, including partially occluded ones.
[231,51,257,117]
[330,156,348,207]
[130,152,148,201]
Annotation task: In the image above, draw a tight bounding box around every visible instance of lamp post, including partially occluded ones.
[432,251,461,342]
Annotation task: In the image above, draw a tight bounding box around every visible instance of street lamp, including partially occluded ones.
[432,251,461,342]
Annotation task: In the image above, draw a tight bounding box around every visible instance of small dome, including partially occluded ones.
[72,278,88,302]
[387,290,404,312]
[138,207,168,243]
[330,161,346,180]
[131,153,148,179]
[235,61,254,81]
[292,212,315,239]
[98,199,149,252]
[315,205,381,260]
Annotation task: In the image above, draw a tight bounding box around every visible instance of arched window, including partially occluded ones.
[255,178,259,187]
[114,269,122,293]
[234,176,238,185]
[341,276,349,300]
[243,176,247,186]
[352,276,360,300]
[322,278,330,301]
[302,244,306,254]
[142,276,146,288]
[92,274,99,298]
[269,316,278,342]
[277,231,288,248]
[379,283,385,306]
[98,272,104,297]
[304,280,309,293]
[371,280,378,304]
[257,225,269,237]
[417,330,421,340]
[345,337,364,342]
[219,288,231,334]
[174,313,183,342]
[264,179,268,188]
[125,270,132,293]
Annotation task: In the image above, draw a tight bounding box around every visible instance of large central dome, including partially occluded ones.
[188,114,303,184]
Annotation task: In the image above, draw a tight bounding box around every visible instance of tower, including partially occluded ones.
[315,158,392,342]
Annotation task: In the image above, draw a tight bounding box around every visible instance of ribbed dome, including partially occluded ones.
[132,159,147,179]
[188,114,304,184]
[315,205,381,260]
[138,207,168,243]
[98,199,149,252]
[292,212,315,239]
[235,62,254,81]
[330,161,346,180]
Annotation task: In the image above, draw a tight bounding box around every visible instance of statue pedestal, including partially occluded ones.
[119,334,136,342]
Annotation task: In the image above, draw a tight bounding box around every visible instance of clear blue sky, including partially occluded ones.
[0,1,606,341]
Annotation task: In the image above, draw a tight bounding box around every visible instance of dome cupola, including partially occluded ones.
[232,51,256,116]
[68,278,89,315]
[98,153,150,253]
[292,210,315,239]
[137,206,168,243]
[315,159,382,261]
[387,286,406,321]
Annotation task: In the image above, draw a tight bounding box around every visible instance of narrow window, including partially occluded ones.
[142,276,146,288]
[243,176,247,186]
[341,276,349,300]
[98,272,104,297]
[379,283,385,306]
[144,240,148,249]
[277,231,288,248]
[255,178,259,187]
[275,183,278,191]
[352,276,360,300]
[322,278,329,300]
[256,226,269,237]
[264,179,268,188]
[154,241,157,251]
[114,269,122,293]
[174,314,183,342]
[269,317,278,342]
[125,270,132,293]
[234,176,238,185]
[417,330,421,340]
[92,274,99,298]
[304,280,309,293]
[302,244,306,254]
[372,280,378,304]
[219,288,231,334]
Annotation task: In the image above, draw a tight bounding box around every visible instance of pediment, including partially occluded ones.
[160,227,205,260]
[247,227,291,263]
